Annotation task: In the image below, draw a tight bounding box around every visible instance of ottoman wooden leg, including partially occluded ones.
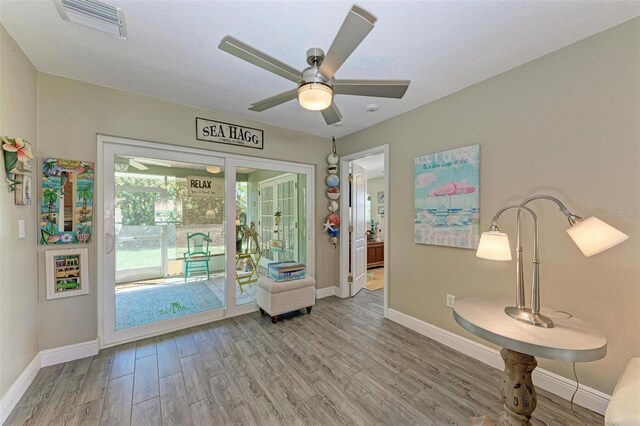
[306,306,312,314]
[259,308,265,316]
[271,316,279,324]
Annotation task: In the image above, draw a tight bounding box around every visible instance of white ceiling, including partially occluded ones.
[2,1,639,139]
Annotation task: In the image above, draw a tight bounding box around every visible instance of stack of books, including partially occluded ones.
[268,261,306,282]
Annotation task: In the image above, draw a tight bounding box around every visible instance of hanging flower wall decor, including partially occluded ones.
[2,136,33,191]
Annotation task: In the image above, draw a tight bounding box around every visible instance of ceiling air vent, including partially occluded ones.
[54,0,127,39]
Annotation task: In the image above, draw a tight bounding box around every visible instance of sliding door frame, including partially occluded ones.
[97,135,315,347]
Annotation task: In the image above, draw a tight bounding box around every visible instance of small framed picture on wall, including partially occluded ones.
[46,248,89,300]
[377,191,384,203]
[378,206,384,216]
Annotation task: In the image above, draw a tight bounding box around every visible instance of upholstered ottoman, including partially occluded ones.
[257,275,315,323]
[605,358,640,426]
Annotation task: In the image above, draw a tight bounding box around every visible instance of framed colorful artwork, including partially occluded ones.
[378,206,384,215]
[46,248,89,299]
[40,158,94,245]
[414,144,480,249]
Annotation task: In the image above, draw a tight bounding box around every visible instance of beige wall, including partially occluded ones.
[0,26,39,398]
[36,73,338,350]
[367,177,384,222]
[339,18,640,394]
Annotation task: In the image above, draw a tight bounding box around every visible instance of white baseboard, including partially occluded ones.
[0,353,41,425]
[387,308,610,416]
[316,286,339,299]
[40,338,99,367]
[1,339,99,425]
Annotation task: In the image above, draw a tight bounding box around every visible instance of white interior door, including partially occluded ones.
[350,163,367,296]
[258,184,275,265]
[258,174,298,267]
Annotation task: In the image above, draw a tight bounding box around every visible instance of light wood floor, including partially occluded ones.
[6,291,603,425]
[365,268,384,291]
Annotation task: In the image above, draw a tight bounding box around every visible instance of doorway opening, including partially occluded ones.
[357,155,385,292]
[339,145,389,317]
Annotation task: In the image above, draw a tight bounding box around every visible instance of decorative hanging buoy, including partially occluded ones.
[327,150,339,165]
[326,174,340,187]
[327,187,340,200]
[324,137,340,248]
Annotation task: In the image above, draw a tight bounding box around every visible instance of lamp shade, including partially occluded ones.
[297,83,333,111]
[476,231,512,261]
[566,216,629,257]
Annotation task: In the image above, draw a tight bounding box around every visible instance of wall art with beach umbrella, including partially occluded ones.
[414,144,480,249]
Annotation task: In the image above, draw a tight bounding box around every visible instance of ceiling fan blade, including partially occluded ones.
[128,159,149,171]
[321,102,342,125]
[319,6,376,80]
[219,36,302,84]
[333,79,410,98]
[138,158,172,167]
[249,89,298,112]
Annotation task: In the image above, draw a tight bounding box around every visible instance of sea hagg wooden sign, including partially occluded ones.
[196,117,263,149]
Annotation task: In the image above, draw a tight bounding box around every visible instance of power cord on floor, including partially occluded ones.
[547,311,590,425]
[548,310,573,319]
[570,362,588,426]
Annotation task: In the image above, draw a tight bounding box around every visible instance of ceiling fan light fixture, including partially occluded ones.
[297,83,333,111]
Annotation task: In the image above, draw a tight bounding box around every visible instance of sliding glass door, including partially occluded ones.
[102,143,228,344]
[112,155,227,331]
[99,137,314,346]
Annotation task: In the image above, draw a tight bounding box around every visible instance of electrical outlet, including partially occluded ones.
[446,294,455,308]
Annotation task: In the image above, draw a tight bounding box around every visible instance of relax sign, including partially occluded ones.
[187,176,224,198]
[196,117,264,149]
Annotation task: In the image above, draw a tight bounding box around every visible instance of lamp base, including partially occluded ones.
[505,306,555,328]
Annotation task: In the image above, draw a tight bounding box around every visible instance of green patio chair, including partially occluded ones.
[183,232,211,281]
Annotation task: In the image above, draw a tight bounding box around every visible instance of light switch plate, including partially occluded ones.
[18,219,26,239]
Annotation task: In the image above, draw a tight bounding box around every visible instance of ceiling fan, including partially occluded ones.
[218,5,410,125]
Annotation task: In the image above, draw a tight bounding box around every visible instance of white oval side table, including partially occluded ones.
[453,297,606,425]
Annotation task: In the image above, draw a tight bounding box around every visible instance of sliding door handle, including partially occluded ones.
[104,207,115,254]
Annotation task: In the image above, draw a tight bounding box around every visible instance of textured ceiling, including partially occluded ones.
[2,1,639,138]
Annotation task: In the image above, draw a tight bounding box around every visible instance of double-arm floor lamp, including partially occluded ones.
[476,194,629,328]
